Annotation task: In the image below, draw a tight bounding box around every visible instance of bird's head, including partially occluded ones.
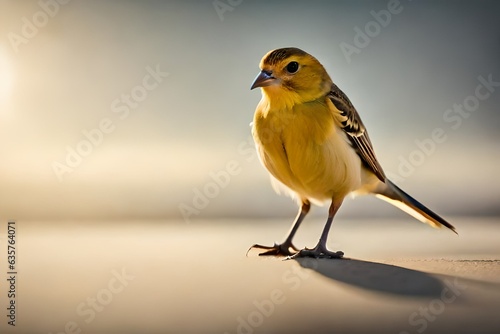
[251,47,332,106]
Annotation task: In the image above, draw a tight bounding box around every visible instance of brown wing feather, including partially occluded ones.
[327,83,386,182]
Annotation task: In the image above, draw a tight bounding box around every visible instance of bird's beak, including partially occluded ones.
[250,70,277,90]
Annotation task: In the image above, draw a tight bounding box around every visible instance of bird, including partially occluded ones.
[249,47,456,259]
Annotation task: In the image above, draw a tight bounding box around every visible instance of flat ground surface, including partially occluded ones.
[0,217,499,334]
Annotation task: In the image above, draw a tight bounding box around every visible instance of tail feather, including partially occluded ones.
[374,180,457,234]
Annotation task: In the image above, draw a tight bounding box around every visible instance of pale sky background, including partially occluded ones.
[0,0,499,221]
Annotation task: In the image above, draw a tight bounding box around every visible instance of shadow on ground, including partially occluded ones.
[296,257,444,297]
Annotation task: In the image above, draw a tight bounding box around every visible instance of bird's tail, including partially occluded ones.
[373,179,457,234]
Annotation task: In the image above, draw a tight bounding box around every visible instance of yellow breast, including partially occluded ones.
[253,98,362,203]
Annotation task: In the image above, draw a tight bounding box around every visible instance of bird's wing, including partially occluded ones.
[327,83,386,182]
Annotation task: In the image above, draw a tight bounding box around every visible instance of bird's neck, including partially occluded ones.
[261,88,302,111]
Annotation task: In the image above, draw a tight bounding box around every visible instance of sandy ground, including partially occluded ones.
[0,217,499,334]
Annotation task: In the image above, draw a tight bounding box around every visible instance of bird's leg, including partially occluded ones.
[248,201,310,257]
[291,199,344,259]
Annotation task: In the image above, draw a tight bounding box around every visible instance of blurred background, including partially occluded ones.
[0,0,499,222]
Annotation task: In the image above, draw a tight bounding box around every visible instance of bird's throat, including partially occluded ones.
[262,87,302,111]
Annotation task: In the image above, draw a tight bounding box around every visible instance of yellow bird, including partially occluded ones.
[249,47,456,258]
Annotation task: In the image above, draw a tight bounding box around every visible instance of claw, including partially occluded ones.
[287,244,344,259]
[247,242,298,257]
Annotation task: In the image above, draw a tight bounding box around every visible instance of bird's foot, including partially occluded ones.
[247,242,299,257]
[288,243,344,259]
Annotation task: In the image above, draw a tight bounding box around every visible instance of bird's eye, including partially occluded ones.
[286,61,299,74]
